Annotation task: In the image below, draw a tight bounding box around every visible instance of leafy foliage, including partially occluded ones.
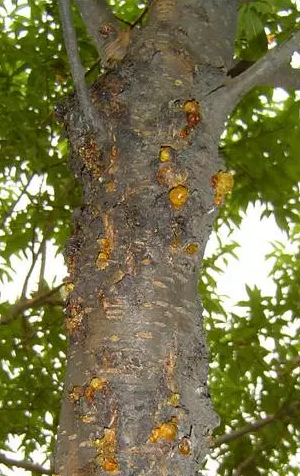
[218,87,300,232]
[200,3,300,469]
[201,225,300,476]
[0,0,83,469]
[107,0,147,25]
[0,0,299,475]
[236,0,300,60]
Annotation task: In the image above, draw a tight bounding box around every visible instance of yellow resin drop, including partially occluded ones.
[103,459,119,472]
[96,251,109,270]
[90,377,106,391]
[106,180,116,193]
[185,243,199,255]
[211,171,234,205]
[159,146,172,162]
[178,436,191,456]
[169,185,188,208]
[184,99,199,114]
[150,417,178,442]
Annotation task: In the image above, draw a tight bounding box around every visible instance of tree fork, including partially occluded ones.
[55,1,240,475]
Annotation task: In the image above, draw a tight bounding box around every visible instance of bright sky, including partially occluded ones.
[206,203,285,305]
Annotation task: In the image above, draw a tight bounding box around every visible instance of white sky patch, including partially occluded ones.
[291,51,300,68]
[0,243,66,304]
[0,169,66,304]
[0,435,51,476]
[272,88,290,102]
[205,202,286,309]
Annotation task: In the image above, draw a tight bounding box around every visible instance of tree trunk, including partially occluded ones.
[55,1,239,474]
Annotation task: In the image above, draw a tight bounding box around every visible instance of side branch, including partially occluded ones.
[1,172,35,229]
[233,448,260,476]
[21,229,43,299]
[213,400,300,447]
[57,0,105,135]
[0,285,64,325]
[213,414,275,447]
[0,452,52,475]
[223,29,300,107]
[268,64,300,90]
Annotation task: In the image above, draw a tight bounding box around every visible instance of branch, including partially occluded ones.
[20,228,40,299]
[0,452,52,475]
[38,237,47,292]
[233,451,256,476]
[0,285,64,325]
[213,414,275,447]
[228,60,300,91]
[1,173,35,229]
[260,64,300,90]
[223,29,300,107]
[57,0,105,135]
[213,400,300,448]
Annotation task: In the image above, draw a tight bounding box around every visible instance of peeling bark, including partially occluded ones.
[55,1,239,475]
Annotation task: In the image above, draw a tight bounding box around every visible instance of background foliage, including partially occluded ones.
[0,0,299,475]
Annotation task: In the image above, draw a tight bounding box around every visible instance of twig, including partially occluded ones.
[233,450,256,476]
[0,285,64,325]
[213,414,275,447]
[0,452,52,475]
[233,435,277,475]
[38,237,47,292]
[279,353,300,376]
[20,228,41,299]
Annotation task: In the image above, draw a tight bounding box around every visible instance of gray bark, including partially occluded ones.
[55,2,239,475]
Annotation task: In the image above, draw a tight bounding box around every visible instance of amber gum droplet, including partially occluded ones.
[65,282,74,292]
[168,393,180,405]
[97,251,109,261]
[178,437,191,455]
[159,146,172,162]
[150,417,178,442]
[106,180,116,192]
[184,100,199,114]
[90,377,106,390]
[185,243,199,255]
[103,459,119,472]
[110,145,118,157]
[169,185,188,208]
[99,237,110,249]
[110,334,119,342]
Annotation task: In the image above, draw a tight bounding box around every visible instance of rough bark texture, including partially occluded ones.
[55,1,239,475]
